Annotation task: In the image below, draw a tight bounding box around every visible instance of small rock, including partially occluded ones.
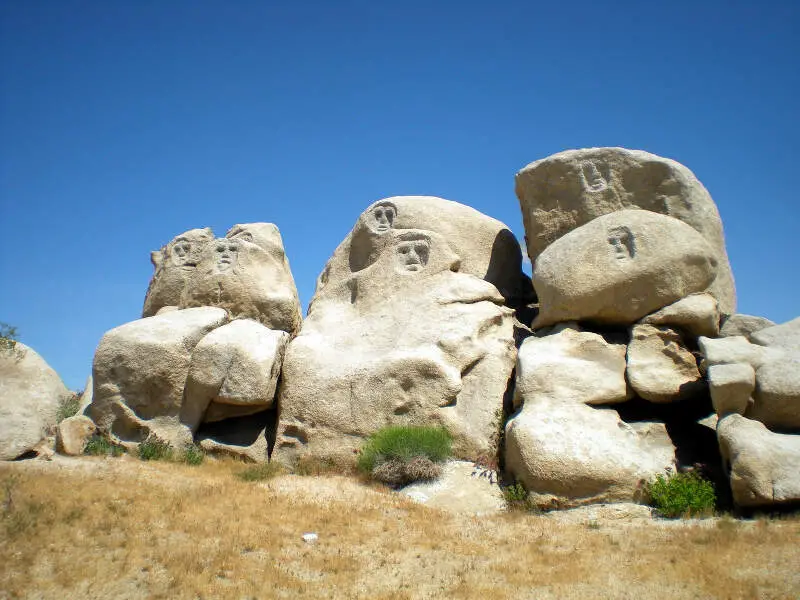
[302,533,318,543]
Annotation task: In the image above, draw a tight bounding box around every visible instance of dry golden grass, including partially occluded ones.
[1,456,798,600]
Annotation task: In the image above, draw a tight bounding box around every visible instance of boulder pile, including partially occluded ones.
[4,148,796,513]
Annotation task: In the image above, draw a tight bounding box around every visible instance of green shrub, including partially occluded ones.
[137,436,173,461]
[502,481,528,504]
[357,425,452,486]
[84,435,125,457]
[56,392,82,423]
[0,322,25,360]
[647,472,716,518]
[237,462,285,482]
[182,444,205,466]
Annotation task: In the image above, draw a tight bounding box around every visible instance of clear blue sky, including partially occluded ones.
[1,0,798,390]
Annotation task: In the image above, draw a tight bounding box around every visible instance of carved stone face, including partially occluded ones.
[171,238,194,268]
[215,241,240,271]
[580,160,608,193]
[607,226,635,260]
[396,239,430,272]
[371,203,396,233]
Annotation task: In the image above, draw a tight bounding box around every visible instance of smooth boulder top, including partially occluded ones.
[143,223,302,334]
[312,196,532,309]
[533,209,718,328]
[750,316,800,352]
[515,147,736,314]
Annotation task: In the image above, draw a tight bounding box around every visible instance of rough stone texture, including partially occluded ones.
[401,460,505,514]
[640,293,720,338]
[707,363,755,417]
[515,324,629,407]
[515,147,736,314]
[699,335,800,431]
[0,343,70,460]
[718,414,800,508]
[313,196,533,308]
[626,325,704,404]
[76,376,93,414]
[750,316,800,353]
[56,415,96,456]
[274,199,522,468]
[142,227,214,318]
[90,307,229,447]
[143,223,302,334]
[720,314,776,341]
[182,319,289,431]
[533,210,719,328]
[505,397,675,509]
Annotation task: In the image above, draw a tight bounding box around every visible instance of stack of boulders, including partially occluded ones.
[88,223,301,461]
[3,147,796,514]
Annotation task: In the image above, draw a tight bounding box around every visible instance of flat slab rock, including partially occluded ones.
[400,460,505,514]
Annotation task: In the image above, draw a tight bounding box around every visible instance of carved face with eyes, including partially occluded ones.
[607,226,635,260]
[171,238,194,268]
[215,241,240,271]
[396,238,430,272]
[370,202,397,233]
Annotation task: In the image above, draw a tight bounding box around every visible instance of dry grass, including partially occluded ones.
[1,457,798,600]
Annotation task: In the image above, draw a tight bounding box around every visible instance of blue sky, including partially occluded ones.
[1,0,798,390]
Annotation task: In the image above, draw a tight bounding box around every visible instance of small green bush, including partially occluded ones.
[357,425,452,486]
[84,435,125,457]
[237,462,285,482]
[647,472,716,518]
[56,392,82,423]
[137,436,173,461]
[502,481,528,504]
[182,444,205,466]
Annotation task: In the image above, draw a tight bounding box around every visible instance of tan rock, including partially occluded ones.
[143,224,302,334]
[274,202,521,468]
[626,325,704,403]
[640,293,720,338]
[718,414,800,507]
[504,397,675,509]
[516,147,736,314]
[707,363,755,416]
[533,210,718,328]
[56,415,96,456]
[0,343,70,460]
[401,460,505,514]
[90,307,229,447]
[182,319,289,431]
[750,316,800,352]
[182,223,302,333]
[719,314,775,340]
[142,227,214,317]
[515,324,629,407]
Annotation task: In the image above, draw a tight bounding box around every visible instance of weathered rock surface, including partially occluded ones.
[401,460,505,514]
[626,325,704,403]
[182,319,289,431]
[515,325,629,407]
[505,398,675,509]
[143,224,302,334]
[699,335,800,431]
[90,307,229,446]
[0,343,70,460]
[516,147,736,314]
[533,210,718,328]
[707,363,755,417]
[720,314,776,340]
[750,316,800,353]
[640,293,720,338]
[313,196,532,307]
[718,414,800,508]
[274,199,523,467]
[56,415,96,456]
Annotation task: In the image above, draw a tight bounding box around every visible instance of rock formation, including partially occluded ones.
[0,343,70,460]
[89,223,300,460]
[516,147,736,315]
[273,197,530,467]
